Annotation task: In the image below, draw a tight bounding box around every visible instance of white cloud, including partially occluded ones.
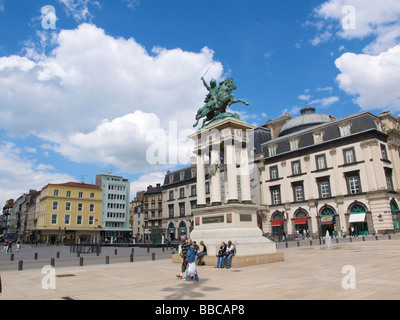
[57,0,100,22]
[0,23,223,172]
[312,0,400,54]
[129,171,166,199]
[310,96,339,108]
[0,142,74,206]
[335,45,400,111]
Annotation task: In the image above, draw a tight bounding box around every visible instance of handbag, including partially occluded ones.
[179,245,184,258]
[188,262,196,276]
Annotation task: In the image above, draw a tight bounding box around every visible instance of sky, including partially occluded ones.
[0,0,399,206]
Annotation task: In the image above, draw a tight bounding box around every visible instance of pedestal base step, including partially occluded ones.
[172,252,284,268]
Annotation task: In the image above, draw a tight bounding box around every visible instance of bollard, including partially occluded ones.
[18,260,23,271]
[310,240,313,246]
[350,237,352,243]
[130,253,134,263]
[336,238,339,244]
[80,257,84,266]
[147,247,150,253]
[285,242,288,248]
[56,252,60,259]
[106,256,109,265]
[362,236,365,241]
[51,258,55,267]
[114,249,118,255]
[162,247,165,252]
[34,252,38,260]
[152,252,155,261]
[0,275,2,294]
[388,234,391,240]
[297,241,300,247]
[10,254,14,261]
[131,248,134,255]
[375,236,379,241]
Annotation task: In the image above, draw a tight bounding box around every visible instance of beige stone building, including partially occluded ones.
[253,107,400,238]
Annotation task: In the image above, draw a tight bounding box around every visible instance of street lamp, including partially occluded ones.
[315,200,321,241]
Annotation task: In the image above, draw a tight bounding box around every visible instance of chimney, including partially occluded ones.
[156,183,161,192]
[147,185,152,191]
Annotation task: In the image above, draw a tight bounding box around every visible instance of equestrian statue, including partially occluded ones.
[193,73,249,129]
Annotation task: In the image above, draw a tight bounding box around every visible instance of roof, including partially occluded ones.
[279,107,332,136]
[47,182,101,190]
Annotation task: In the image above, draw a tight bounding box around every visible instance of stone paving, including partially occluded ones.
[0,238,399,300]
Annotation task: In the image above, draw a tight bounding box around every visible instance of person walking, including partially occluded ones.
[176,236,188,279]
[16,238,21,252]
[184,239,199,281]
[2,239,9,253]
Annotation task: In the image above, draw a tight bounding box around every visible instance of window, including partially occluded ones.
[169,190,174,200]
[268,145,277,157]
[51,214,57,224]
[77,203,83,212]
[88,215,94,226]
[66,191,71,198]
[343,148,356,164]
[385,168,394,191]
[54,190,58,196]
[191,185,196,196]
[169,175,174,184]
[292,160,301,176]
[52,201,58,210]
[64,214,70,225]
[65,202,71,211]
[345,171,361,194]
[90,193,95,199]
[381,144,388,160]
[316,154,327,170]
[77,215,83,225]
[180,172,185,181]
[168,205,174,218]
[270,186,281,205]
[313,131,324,144]
[289,139,299,151]
[292,182,304,202]
[179,187,185,198]
[79,192,83,198]
[89,204,95,212]
[205,181,210,194]
[179,203,185,217]
[191,169,196,178]
[339,123,351,137]
[317,177,331,198]
[270,166,279,180]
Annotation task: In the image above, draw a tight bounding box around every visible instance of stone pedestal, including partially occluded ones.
[184,117,283,266]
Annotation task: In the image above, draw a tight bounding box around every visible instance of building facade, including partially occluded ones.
[95,172,131,242]
[143,184,163,243]
[36,182,102,244]
[253,107,400,238]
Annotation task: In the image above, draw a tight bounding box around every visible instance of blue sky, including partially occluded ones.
[0,0,399,205]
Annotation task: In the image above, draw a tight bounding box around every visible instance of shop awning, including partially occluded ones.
[319,215,334,225]
[349,213,366,223]
[294,218,308,224]
[271,220,283,226]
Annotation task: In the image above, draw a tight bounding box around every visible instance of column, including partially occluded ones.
[196,151,206,207]
[225,139,239,203]
[239,144,252,203]
[210,147,222,205]
[389,143,400,191]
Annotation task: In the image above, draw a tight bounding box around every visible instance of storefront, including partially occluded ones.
[318,207,337,237]
[293,209,310,235]
[348,203,369,236]
[168,222,176,240]
[391,200,400,233]
[271,211,285,237]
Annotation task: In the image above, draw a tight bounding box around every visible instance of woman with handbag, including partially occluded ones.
[215,242,227,268]
[184,239,199,281]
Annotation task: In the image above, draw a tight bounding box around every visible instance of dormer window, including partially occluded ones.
[313,131,324,144]
[289,138,299,151]
[339,122,351,137]
[268,145,277,157]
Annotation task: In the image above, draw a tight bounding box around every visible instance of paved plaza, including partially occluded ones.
[1,237,399,300]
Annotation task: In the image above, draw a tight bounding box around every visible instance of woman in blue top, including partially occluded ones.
[184,239,199,281]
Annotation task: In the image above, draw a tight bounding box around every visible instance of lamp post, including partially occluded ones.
[315,200,321,241]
